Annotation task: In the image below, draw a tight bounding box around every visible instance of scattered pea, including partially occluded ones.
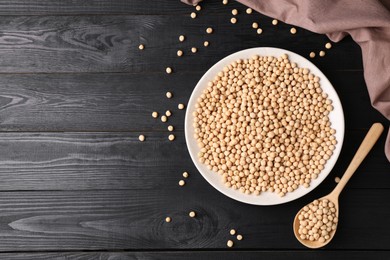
[203,41,209,47]
[252,22,259,29]
[206,27,213,34]
[290,27,297,34]
[319,50,326,57]
[237,234,243,240]
[325,42,332,49]
[189,211,196,217]
[166,67,172,74]
[152,111,158,118]
[168,125,174,132]
[165,110,172,117]
[232,9,238,15]
[183,171,189,178]
[178,103,185,110]
[166,92,172,99]
[309,52,316,58]
[227,240,234,248]
[222,0,228,4]
[177,50,183,57]
[257,28,263,34]
[230,229,236,235]
[169,134,175,141]
[179,179,185,186]
[138,44,144,50]
[230,17,237,24]
[191,47,198,53]
[138,135,145,142]
[190,12,197,19]
[272,19,278,25]
[246,8,253,14]
[335,177,340,183]
[165,217,171,223]
[195,5,201,11]
[161,115,167,122]
[179,35,185,42]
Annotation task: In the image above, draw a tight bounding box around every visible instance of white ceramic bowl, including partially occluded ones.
[185,47,344,205]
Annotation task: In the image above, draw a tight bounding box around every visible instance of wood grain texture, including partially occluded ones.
[0,71,385,132]
[0,131,387,191]
[0,14,361,73]
[0,0,274,16]
[0,189,388,250]
[0,0,203,15]
[1,251,389,260]
[0,0,387,256]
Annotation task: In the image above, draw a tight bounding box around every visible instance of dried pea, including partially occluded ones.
[290,27,297,34]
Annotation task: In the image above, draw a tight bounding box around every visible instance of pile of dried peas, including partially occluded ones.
[297,199,338,243]
[193,54,336,196]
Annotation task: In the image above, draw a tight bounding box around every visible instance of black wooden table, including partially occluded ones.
[0,1,388,259]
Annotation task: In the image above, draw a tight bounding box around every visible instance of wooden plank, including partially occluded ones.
[0,71,384,132]
[0,14,361,73]
[0,189,388,250]
[0,0,208,15]
[0,251,389,260]
[0,0,269,15]
[0,131,387,191]
[0,73,195,132]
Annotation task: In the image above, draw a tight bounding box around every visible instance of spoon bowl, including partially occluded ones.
[293,123,383,249]
[293,195,339,248]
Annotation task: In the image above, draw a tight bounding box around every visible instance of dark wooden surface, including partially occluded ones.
[0,0,388,259]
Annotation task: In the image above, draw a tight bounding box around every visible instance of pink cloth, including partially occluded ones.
[182,0,390,161]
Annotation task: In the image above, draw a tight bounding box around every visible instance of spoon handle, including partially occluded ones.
[331,123,384,198]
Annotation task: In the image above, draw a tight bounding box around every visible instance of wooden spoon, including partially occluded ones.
[293,123,384,248]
